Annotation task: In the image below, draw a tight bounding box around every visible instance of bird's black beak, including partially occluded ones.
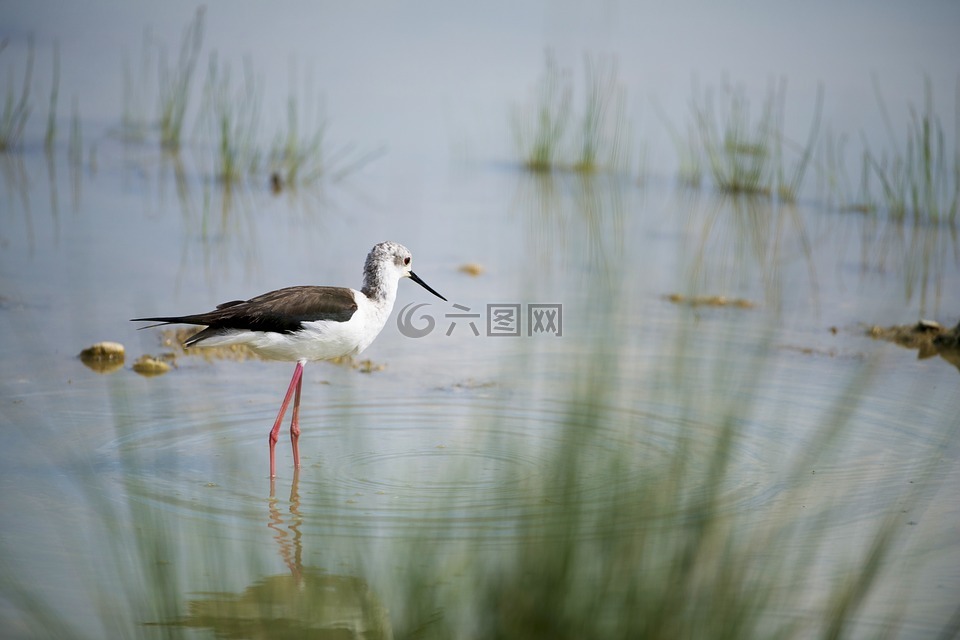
[409,271,447,302]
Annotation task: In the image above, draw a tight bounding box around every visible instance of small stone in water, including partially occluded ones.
[458,263,485,276]
[79,341,126,373]
[80,341,125,359]
[132,355,172,376]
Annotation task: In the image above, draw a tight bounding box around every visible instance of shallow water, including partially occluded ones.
[2,2,960,639]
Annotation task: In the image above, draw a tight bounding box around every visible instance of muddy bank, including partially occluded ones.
[867,320,960,371]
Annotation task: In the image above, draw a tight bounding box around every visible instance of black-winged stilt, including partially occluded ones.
[133,241,447,477]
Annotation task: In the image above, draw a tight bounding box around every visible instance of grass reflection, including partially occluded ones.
[856,215,960,318]
[682,193,817,311]
[510,170,628,286]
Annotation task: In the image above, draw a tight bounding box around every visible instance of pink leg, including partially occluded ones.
[269,361,304,478]
[290,371,303,468]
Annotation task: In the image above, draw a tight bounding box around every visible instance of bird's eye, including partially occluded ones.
[403,257,411,266]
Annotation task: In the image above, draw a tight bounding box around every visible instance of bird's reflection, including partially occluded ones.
[268,469,304,583]
[173,471,394,639]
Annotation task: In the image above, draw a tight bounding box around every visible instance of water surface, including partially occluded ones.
[1,2,959,638]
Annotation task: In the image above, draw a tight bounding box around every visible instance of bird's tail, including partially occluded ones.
[130,316,190,330]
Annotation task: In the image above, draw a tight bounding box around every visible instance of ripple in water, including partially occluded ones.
[105,354,946,543]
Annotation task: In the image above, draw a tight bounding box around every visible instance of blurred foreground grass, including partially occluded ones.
[379,328,947,640]
[4,298,958,640]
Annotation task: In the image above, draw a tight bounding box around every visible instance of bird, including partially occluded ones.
[132,241,447,477]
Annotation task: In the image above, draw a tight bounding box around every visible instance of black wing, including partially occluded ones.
[132,286,359,335]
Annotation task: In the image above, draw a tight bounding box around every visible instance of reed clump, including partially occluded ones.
[513,53,630,174]
[199,55,262,185]
[157,7,204,150]
[266,79,382,189]
[865,78,959,223]
[0,37,34,152]
[43,40,60,152]
[687,78,821,200]
[120,10,372,189]
[1,36,69,160]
